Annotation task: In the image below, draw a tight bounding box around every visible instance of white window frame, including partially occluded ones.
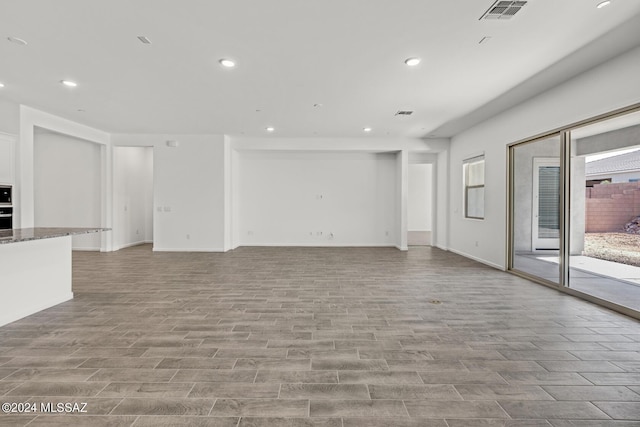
[463,154,485,220]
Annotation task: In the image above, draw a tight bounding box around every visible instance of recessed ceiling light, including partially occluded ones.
[404,57,421,67]
[596,0,611,8]
[7,36,27,46]
[0,83,4,88]
[266,126,275,132]
[61,80,77,87]
[363,127,372,132]
[219,59,236,68]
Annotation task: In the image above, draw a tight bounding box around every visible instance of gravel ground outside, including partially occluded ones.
[584,233,640,267]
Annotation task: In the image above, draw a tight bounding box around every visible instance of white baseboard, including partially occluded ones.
[152,247,226,252]
[448,247,505,271]
[113,240,148,251]
[236,243,396,248]
[71,246,101,252]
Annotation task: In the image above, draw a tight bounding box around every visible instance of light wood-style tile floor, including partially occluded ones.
[1,244,639,426]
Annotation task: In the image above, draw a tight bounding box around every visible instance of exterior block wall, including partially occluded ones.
[585,182,640,232]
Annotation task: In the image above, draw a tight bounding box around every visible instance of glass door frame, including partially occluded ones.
[507,103,640,320]
[507,131,564,288]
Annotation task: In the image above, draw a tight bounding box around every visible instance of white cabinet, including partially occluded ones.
[0,134,15,184]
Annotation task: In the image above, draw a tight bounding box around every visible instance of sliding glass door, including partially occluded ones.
[510,134,562,285]
[509,106,640,316]
[568,110,640,311]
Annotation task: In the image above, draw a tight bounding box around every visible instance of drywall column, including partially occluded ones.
[396,150,408,250]
[435,150,449,250]
[102,143,113,251]
[230,147,241,250]
[0,133,15,185]
[223,136,233,251]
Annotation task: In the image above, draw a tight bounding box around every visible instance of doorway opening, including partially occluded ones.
[408,163,434,246]
[113,146,154,251]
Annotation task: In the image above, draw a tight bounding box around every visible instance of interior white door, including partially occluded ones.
[532,158,560,251]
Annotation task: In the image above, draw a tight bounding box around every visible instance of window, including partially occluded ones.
[463,155,485,219]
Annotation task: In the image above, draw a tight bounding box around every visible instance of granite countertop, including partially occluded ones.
[0,227,110,245]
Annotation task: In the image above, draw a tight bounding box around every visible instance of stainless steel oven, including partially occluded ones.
[0,207,12,230]
[0,185,11,205]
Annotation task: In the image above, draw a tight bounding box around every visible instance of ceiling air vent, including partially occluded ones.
[480,1,527,20]
[395,110,413,116]
[137,36,152,44]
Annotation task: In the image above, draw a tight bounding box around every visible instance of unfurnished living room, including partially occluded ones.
[1,1,640,426]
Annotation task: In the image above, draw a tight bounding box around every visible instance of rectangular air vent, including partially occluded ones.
[480,1,527,20]
[395,110,413,116]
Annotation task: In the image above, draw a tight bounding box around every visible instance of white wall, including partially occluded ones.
[0,133,15,185]
[111,134,226,251]
[448,45,640,269]
[0,99,19,135]
[18,105,111,249]
[408,164,432,232]
[237,151,397,247]
[113,146,153,250]
[231,137,448,250]
[14,109,448,253]
[34,130,102,250]
[233,137,448,153]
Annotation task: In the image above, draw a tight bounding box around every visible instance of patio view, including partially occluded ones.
[511,110,640,313]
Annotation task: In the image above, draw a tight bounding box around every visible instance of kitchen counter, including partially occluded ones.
[0,227,109,327]
[0,227,108,244]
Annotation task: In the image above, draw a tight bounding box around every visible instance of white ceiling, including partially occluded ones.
[1,0,640,138]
